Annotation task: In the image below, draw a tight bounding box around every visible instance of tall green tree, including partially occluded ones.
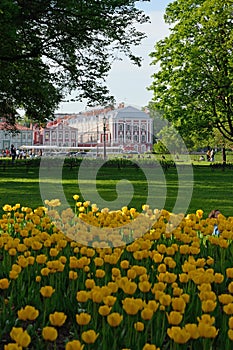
[0,0,149,125]
[149,0,233,161]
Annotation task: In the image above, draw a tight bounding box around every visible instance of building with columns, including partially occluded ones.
[68,104,153,153]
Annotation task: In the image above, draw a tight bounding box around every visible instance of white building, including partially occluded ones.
[68,105,153,153]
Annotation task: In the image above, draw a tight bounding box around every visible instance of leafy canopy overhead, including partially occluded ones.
[0,0,149,125]
[149,0,233,143]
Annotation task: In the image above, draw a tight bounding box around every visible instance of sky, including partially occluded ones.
[55,1,172,114]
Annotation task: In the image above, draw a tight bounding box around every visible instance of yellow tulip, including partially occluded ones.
[218,294,233,304]
[4,343,23,350]
[17,305,39,321]
[98,305,112,316]
[197,323,218,338]
[10,327,24,342]
[134,322,145,332]
[228,282,233,294]
[81,330,99,344]
[223,303,233,315]
[228,329,233,341]
[159,294,172,307]
[76,313,91,325]
[196,209,203,219]
[95,269,105,278]
[107,312,123,327]
[85,279,95,289]
[69,271,78,280]
[184,323,199,339]
[49,312,67,327]
[15,331,31,347]
[167,311,183,325]
[73,194,80,201]
[167,326,190,344]
[40,286,55,298]
[36,276,41,282]
[65,340,84,350]
[226,268,233,278]
[201,300,217,313]
[42,327,58,341]
[9,270,19,280]
[121,281,137,295]
[197,314,215,325]
[171,297,186,313]
[142,344,159,350]
[11,264,21,273]
[229,317,233,329]
[8,248,17,256]
[103,295,117,306]
[0,278,9,289]
[94,257,104,266]
[41,267,50,276]
[147,300,159,312]
[120,260,130,269]
[127,269,137,279]
[122,298,142,315]
[139,281,152,293]
[112,267,121,277]
[49,248,59,257]
[214,273,224,284]
[141,308,153,321]
[76,291,89,303]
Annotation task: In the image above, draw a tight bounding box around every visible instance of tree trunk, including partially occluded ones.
[222,146,226,165]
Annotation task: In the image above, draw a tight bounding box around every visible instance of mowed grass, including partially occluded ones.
[0,159,232,218]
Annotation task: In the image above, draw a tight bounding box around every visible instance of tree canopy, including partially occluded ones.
[149,0,233,144]
[0,0,149,125]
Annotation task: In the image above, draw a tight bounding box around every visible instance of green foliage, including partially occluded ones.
[149,0,233,143]
[153,140,168,154]
[0,0,149,125]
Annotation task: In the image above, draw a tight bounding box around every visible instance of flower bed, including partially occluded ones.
[1,198,233,349]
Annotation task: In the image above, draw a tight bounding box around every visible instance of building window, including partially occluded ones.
[59,132,63,140]
[126,124,130,132]
[52,131,56,140]
[141,135,146,142]
[71,131,76,140]
[65,132,69,141]
[133,134,138,142]
[133,125,138,132]
[119,123,123,131]
[22,133,26,140]
[45,132,49,141]
[141,124,146,131]
[28,133,32,139]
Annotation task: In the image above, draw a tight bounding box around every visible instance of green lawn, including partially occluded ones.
[0,158,232,218]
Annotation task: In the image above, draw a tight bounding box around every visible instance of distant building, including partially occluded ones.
[68,104,153,153]
[0,120,33,151]
[42,119,78,147]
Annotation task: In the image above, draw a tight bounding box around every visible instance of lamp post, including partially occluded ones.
[96,115,99,158]
[103,115,107,160]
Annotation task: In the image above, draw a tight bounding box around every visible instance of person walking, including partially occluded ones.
[210,149,215,162]
[10,144,16,164]
[206,149,211,161]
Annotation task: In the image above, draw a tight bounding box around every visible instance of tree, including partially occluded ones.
[0,0,149,126]
[149,0,233,162]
